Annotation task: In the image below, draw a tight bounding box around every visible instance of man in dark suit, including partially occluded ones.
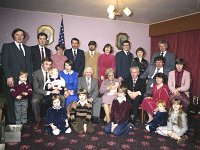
[31,32,51,72]
[32,57,63,129]
[122,66,146,125]
[115,40,133,82]
[1,28,32,124]
[150,40,175,71]
[64,38,85,77]
[78,67,102,124]
[140,56,171,96]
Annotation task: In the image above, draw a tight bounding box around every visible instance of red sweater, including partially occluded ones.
[10,82,32,99]
[110,99,131,124]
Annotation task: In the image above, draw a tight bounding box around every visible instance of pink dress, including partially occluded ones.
[141,84,169,114]
[99,79,119,104]
[98,53,115,86]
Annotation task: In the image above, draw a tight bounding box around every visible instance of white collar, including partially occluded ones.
[15,41,22,46]
[160,51,167,56]
[64,70,73,75]
[132,77,138,81]
[72,48,77,52]
[117,97,126,103]
[18,81,26,85]
[157,67,163,72]
[52,106,62,109]
[39,45,45,50]
[89,50,95,56]
[77,99,88,106]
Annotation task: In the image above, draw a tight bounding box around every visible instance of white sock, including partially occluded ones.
[52,129,60,135]
[65,127,72,133]
[145,125,150,131]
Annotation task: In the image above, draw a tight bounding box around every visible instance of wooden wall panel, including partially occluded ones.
[149,13,200,36]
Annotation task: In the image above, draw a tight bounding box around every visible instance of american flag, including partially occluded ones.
[58,17,65,47]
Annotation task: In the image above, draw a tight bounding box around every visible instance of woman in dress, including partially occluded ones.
[98,44,115,86]
[131,47,148,76]
[59,60,79,116]
[141,73,169,123]
[51,44,67,71]
[168,58,190,112]
[99,68,120,123]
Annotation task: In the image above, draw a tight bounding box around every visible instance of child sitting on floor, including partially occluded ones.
[70,89,95,134]
[46,94,71,135]
[145,100,168,132]
[104,86,133,136]
[155,98,188,146]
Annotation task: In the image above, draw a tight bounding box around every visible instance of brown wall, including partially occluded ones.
[149,13,200,36]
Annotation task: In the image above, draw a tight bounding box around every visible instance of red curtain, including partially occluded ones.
[151,29,200,97]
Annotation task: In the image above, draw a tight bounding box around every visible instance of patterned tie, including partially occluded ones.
[19,44,24,55]
[74,50,77,60]
[133,79,136,88]
[161,52,164,57]
[87,78,91,92]
[41,47,44,60]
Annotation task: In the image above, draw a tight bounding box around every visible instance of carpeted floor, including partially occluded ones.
[5,119,200,150]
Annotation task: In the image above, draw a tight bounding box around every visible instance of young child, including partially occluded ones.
[10,71,32,124]
[104,86,132,136]
[70,89,95,134]
[45,68,66,96]
[145,100,168,132]
[156,98,188,145]
[46,94,71,135]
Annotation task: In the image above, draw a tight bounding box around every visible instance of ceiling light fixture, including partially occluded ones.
[107,0,132,19]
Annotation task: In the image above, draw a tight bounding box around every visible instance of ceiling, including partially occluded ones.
[0,0,200,24]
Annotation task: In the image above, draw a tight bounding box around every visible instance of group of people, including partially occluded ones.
[1,28,191,145]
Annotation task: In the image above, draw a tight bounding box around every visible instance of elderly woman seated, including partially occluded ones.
[168,58,191,112]
[99,68,120,123]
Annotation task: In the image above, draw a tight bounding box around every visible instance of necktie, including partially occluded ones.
[87,78,91,92]
[41,47,44,60]
[127,52,129,56]
[19,44,24,55]
[156,68,160,73]
[161,52,164,57]
[45,71,48,81]
[133,79,136,88]
[74,50,77,60]
[175,72,180,88]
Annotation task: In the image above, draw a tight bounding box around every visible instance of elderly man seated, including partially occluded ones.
[78,67,102,124]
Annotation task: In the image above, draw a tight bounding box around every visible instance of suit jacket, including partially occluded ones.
[31,45,51,72]
[131,57,149,75]
[32,69,47,96]
[150,51,175,71]
[1,42,32,83]
[64,48,85,77]
[122,77,146,100]
[115,51,133,80]
[140,65,171,95]
[78,77,99,100]
[85,51,100,79]
[168,70,190,96]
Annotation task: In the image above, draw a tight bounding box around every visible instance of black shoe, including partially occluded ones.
[129,117,136,125]
[92,117,101,124]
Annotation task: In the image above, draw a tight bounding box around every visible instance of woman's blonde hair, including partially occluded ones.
[169,98,183,128]
[105,68,115,77]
